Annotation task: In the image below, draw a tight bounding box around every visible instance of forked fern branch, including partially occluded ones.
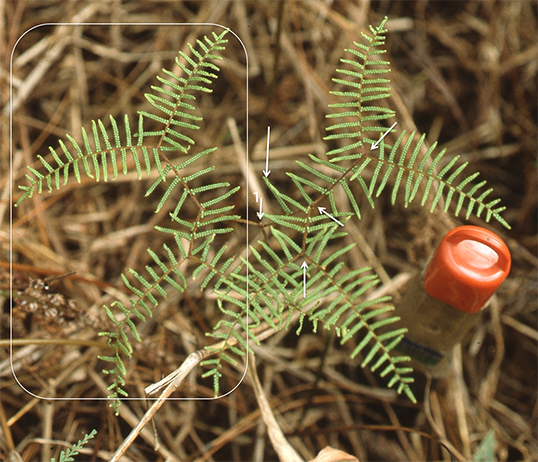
[201,222,416,401]
[15,31,229,207]
[287,16,510,229]
[201,16,511,403]
[13,30,234,413]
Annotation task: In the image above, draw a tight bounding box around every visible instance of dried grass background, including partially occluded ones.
[1,1,537,461]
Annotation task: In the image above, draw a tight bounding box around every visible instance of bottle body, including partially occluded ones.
[391,226,510,378]
[393,272,482,378]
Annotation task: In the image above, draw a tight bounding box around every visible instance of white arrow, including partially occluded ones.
[301,261,308,298]
[318,207,344,227]
[257,197,264,220]
[263,126,271,177]
[371,121,397,150]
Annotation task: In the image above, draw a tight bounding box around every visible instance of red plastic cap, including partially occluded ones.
[423,226,511,313]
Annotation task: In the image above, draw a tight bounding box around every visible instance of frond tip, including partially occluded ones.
[325,16,394,148]
[139,30,229,154]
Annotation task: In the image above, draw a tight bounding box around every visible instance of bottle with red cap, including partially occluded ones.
[393,225,511,377]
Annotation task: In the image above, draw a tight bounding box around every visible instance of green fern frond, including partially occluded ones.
[15,114,154,206]
[98,242,188,413]
[100,185,238,409]
[300,226,415,400]
[340,130,510,227]
[51,429,97,462]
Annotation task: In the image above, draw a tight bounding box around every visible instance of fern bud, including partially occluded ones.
[392,226,511,378]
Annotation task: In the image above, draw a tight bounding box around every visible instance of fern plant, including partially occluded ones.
[14,19,509,415]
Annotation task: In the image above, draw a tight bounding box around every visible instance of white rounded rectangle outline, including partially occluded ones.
[9,22,250,402]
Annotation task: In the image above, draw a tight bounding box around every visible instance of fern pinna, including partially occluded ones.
[14,19,510,414]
